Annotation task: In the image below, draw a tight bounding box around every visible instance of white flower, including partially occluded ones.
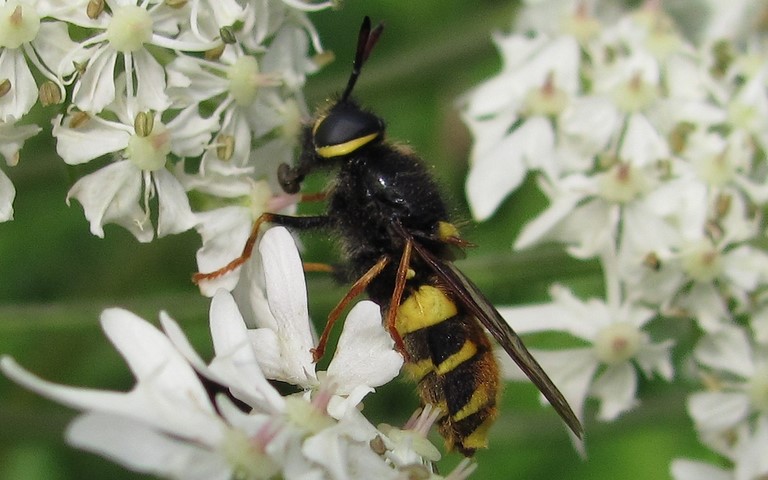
[188,178,276,295]
[499,284,674,422]
[0,308,248,478]
[688,325,768,452]
[239,226,404,414]
[0,0,88,121]
[460,33,582,220]
[0,298,412,479]
[671,416,768,480]
[0,117,40,221]
[58,0,219,114]
[54,99,216,240]
[166,27,305,172]
[0,165,14,222]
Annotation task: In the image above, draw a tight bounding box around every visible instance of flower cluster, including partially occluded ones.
[1,0,335,293]
[460,0,768,475]
[1,227,481,479]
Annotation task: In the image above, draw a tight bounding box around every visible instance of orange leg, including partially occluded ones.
[192,212,330,284]
[386,237,412,359]
[303,262,335,273]
[300,192,327,203]
[311,256,390,362]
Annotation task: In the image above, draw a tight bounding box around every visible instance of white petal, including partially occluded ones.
[0,49,37,121]
[500,347,597,425]
[513,192,583,251]
[166,105,218,157]
[619,113,669,167]
[166,54,227,105]
[500,284,603,340]
[734,416,768,480]
[466,118,554,221]
[32,22,88,77]
[723,245,768,292]
[208,291,285,411]
[499,302,596,342]
[66,160,153,241]
[1,356,220,442]
[0,120,40,166]
[247,327,285,379]
[635,340,675,381]
[688,391,751,433]
[694,326,755,378]
[0,167,15,221]
[66,413,231,480]
[670,459,731,480]
[193,207,253,296]
[680,282,730,332]
[258,227,316,385]
[52,114,131,165]
[559,97,620,157]
[133,49,171,111]
[326,301,403,394]
[153,169,196,237]
[73,45,118,113]
[100,308,213,409]
[590,362,638,421]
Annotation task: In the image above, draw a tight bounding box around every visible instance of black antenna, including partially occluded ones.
[340,16,384,102]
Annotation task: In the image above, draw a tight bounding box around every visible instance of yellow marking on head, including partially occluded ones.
[311,115,327,135]
[437,221,460,241]
[405,358,434,382]
[435,341,477,375]
[460,416,496,451]
[406,268,416,280]
[315,132,379,158]
[396,285,458,335]
[451,385,492,422]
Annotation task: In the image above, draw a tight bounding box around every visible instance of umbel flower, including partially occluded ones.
[460,0,768,475]
[1,227,477,479]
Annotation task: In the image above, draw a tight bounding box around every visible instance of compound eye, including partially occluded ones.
[313,105,383,158]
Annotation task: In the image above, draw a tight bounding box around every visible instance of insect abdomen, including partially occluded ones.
[395,283,501,456]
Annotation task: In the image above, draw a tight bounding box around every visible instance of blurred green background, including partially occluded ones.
[0,1,717,479]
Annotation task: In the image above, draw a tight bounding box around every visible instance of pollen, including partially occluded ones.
[437,221,460,242]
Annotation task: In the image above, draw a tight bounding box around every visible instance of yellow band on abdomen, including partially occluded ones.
[396,285,458,335]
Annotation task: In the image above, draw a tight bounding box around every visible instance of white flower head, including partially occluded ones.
[671,416,768,480]
[241,226,404,412]
[687,325,768,453]
[499,284,674,422]
[0,301,415,479]
[55,97,217,241]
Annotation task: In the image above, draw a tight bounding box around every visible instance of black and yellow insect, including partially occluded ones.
[195,17,582,456]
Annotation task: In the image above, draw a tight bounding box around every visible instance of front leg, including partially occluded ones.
[193,212,332,283]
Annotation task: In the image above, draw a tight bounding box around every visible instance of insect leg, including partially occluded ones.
[311,256,391,362]
[300,192,327,203]
[192,212,331,283]
[385,236,413,360]
[303,262,335,273]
